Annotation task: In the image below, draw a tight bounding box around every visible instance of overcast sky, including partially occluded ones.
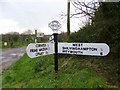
[0,0,88,35]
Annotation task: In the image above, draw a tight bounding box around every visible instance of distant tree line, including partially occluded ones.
[2,30,49,48]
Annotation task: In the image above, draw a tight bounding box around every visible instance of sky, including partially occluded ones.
[0,0,89,35]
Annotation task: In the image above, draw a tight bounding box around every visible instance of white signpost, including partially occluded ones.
[58,43,110,56]
[26,20,110,72]
[26,43,54,58]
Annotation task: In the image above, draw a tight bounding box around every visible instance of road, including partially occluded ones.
[0,47,26,73]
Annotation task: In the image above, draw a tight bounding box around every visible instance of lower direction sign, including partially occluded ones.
[26,43,54,58]
[49,35,54,43]
[58,43,110,56]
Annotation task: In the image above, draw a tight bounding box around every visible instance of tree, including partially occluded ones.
[60,0,99,35]
[6,31,19,35]
[71,0,99,25]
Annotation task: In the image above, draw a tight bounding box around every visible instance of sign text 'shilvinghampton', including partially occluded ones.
[58,43,110,56]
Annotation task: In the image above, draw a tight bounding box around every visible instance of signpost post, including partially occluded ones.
[53,33,58,72]
[48,20,61,72]
[35,30,37,43]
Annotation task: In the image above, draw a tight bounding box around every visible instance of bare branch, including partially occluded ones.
[71,0,99,19]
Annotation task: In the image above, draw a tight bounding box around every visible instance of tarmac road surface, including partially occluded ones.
[0,47,26,73]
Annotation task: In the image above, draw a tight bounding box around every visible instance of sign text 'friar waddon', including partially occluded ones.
[26,43,54,58]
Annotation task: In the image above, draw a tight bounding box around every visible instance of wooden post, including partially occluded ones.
[35,30,37,43]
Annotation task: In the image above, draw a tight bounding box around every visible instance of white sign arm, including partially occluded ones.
[58,43,110,56]
[26,43,54,58]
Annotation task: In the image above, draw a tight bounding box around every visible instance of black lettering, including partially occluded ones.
[73,43,83,47]
[81,43,83,46]
[62,50,67,53]
[62,47,68,50]
[77,48,81,50]
[68,51,70,53]
[73,44,76,46]
[30,49,38,52]
[35,52,44,56]
[71,47,77,50]
[88,48,97,51]
[39,48,48,51]
[69,47,72,50]
[36,44,46,47]
[82,48,88,50]
[94,48,97,51]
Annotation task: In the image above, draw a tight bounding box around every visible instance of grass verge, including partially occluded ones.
[1,54,117,88]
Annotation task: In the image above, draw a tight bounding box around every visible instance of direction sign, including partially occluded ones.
[48,20,61,30]
[49,35,54,43]
[58,43,110,56]
[26,43,54,58]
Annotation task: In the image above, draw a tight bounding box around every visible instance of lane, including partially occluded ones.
[0,47,26,73]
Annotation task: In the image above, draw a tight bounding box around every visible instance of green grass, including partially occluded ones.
[2,54,113,88]
[0,75,2,90]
